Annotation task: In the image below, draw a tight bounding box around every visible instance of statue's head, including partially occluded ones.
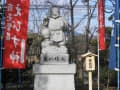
[50,6,60,18]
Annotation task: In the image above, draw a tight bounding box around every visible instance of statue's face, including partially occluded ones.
[51,7,60,18]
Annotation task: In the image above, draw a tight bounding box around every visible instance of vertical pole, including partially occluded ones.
[86,0,90,52]
[18,69,22,90]
[116,0,119,90]
[89,72,92,90]
[97,36,100,90]
[97,1,100,89]
[70,0,75,61]
[97,0,100,89]
[0,0,5,90]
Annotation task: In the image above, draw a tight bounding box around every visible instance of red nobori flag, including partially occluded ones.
[98,0,106,50]
[3,0,29,69]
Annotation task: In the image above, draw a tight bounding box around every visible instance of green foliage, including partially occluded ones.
[90,39,97,46]
[109,71,117,86]
[100,65,117,87]
[100,66,108,83]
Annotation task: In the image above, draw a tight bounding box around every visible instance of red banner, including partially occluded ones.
[98,0,106,50]
[3,0,29,69]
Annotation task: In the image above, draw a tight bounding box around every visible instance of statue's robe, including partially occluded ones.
[48,16,67,43]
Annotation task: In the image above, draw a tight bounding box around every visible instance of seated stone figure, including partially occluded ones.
[41,6,68,54]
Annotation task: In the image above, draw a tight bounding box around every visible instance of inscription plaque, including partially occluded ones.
[40,54,69,64]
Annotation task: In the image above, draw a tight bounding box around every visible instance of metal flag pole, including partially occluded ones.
[0,0,5,90]
[97,0,100,90]
[97,24,100,90]
[116,0,119,90]
[18,69,22,90]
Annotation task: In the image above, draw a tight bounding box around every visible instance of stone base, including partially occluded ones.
[33,64,76,90]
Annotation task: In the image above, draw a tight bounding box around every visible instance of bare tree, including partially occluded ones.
[69,0,97,60]
[82,0,97,52]
[70,0,79,60]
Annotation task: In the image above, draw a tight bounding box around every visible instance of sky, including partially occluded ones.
[1,0,113,34]
[28,0,113,34]
[30,0,70,6]
[104,0,113,27]
[74,0,98,34]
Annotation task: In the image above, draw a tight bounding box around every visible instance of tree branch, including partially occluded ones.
[74,15,87,29]
[73,0,79,7]
[89,2,97,19]
[89,27,97,43]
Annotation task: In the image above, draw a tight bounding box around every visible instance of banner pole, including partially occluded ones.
[97,0,100,90]
[0,0,5,90]
[18,69,22,90]
[97,29,100,90]
[116,0,119,90]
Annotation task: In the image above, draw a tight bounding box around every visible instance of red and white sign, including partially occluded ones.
[98,0,106,50]
[3,0,29,69]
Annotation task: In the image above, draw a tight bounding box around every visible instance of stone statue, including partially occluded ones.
[41,6,68,55]
[33,7,76,90]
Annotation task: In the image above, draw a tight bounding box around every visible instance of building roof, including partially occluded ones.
[80,51,97,58]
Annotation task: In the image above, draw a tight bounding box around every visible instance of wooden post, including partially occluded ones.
[89,71,92,90]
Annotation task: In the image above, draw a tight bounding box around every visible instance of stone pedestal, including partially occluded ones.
[33,64,76,90]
